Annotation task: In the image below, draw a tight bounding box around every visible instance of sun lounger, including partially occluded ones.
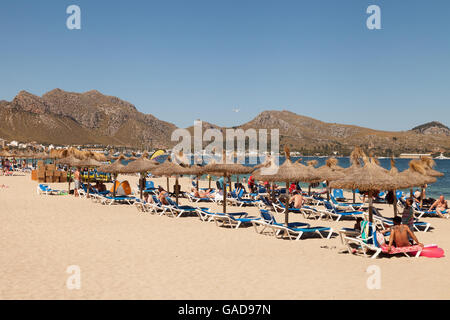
[251,210,331,240]
[165,197,206,218]
[366,207,431,232]
[211,211,261,229]
[412,202,448,219]
[321,201,364,221]
[330,196,364,211]
[272,199,303,214]
[342,221,422,259]
[37,184,65,195]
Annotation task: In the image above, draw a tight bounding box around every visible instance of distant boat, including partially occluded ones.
[435,153,450,160]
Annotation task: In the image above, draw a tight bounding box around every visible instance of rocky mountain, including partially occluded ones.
[0,89,177,148]
[235,110,450,155]
[1,90,449,155]
[411,121,450,136]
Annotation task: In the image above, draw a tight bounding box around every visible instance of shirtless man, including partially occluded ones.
[289,191,304,209]
[387,216,423,252]
[429,195,448,218]
[74,168,81,197]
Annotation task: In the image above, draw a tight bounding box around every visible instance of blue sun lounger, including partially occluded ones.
[254,210,333,240]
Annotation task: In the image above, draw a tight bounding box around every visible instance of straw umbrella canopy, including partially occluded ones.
[0,149,13,158]
[253,147,319,225]
[416,156,444,206]
[386,158,433,217]
[151,156,205,205]
[203,152,254,213]
[121,154,160,199]
[98,155,128,198]
[397,160,437,202]
[330,156,400,222]
[420,157,444,178]
[311,157,345,200]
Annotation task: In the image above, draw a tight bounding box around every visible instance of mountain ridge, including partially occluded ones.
[1,89,449,155]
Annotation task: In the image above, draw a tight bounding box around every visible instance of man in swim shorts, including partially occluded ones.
[387,216,423,253]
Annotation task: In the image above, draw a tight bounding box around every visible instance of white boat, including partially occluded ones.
[435,153,450,160]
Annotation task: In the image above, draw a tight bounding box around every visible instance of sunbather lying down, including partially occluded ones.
[191,188,214,198]
[384,216,423,253]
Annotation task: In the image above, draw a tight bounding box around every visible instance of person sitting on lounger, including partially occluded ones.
[158,186,169,205]
[143,192,153,203]
[429,195,448,218]
[191,187,213,199]
[387,216,423,253]
[289,191,304,209]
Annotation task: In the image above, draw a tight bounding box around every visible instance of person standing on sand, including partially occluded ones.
[401,198,416,232]
[74,168,81,197]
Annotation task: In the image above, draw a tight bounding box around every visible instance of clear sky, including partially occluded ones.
[0,0,449,130]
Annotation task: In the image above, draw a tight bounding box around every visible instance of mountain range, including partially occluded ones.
[1,89,449,155]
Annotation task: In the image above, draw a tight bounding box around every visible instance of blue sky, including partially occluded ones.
[0,0,449,130]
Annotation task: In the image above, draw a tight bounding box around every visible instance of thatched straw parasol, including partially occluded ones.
[397,160,437,204]
[312,157,345,200]
[98,155,128,198]
[388,158,433,217]
[419,157,444,177]
[150,153,204,205]
[0,149,13,158]
[203,151,254,213]
[416,156,444,206]
[330,155,399,222]
[252,147,318,225]
[121,153,160,199]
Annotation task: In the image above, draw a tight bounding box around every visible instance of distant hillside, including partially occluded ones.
[232,110,449,155]
[0,89,177,148]
[411,121,450,136]
[1,90,449,155]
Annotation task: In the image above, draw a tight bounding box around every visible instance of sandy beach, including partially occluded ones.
[1,173,449,300]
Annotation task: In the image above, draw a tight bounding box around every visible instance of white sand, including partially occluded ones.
[0,174,449,299]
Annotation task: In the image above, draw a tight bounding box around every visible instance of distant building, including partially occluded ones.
[0,138,5,148]
[399,153,431,159]
[8,141,19,147]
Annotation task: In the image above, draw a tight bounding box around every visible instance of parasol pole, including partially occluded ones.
[223,173,227,213]
[393,188,398,217]
[352,189,356,203]
[368,190,374,222]
[208,175,211,189]
[326,180,330,201]
[140,172,144,200]
[166,177,170,193]
[420,186,425,208]
[285,181,290,226]
[175,176,180,205]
